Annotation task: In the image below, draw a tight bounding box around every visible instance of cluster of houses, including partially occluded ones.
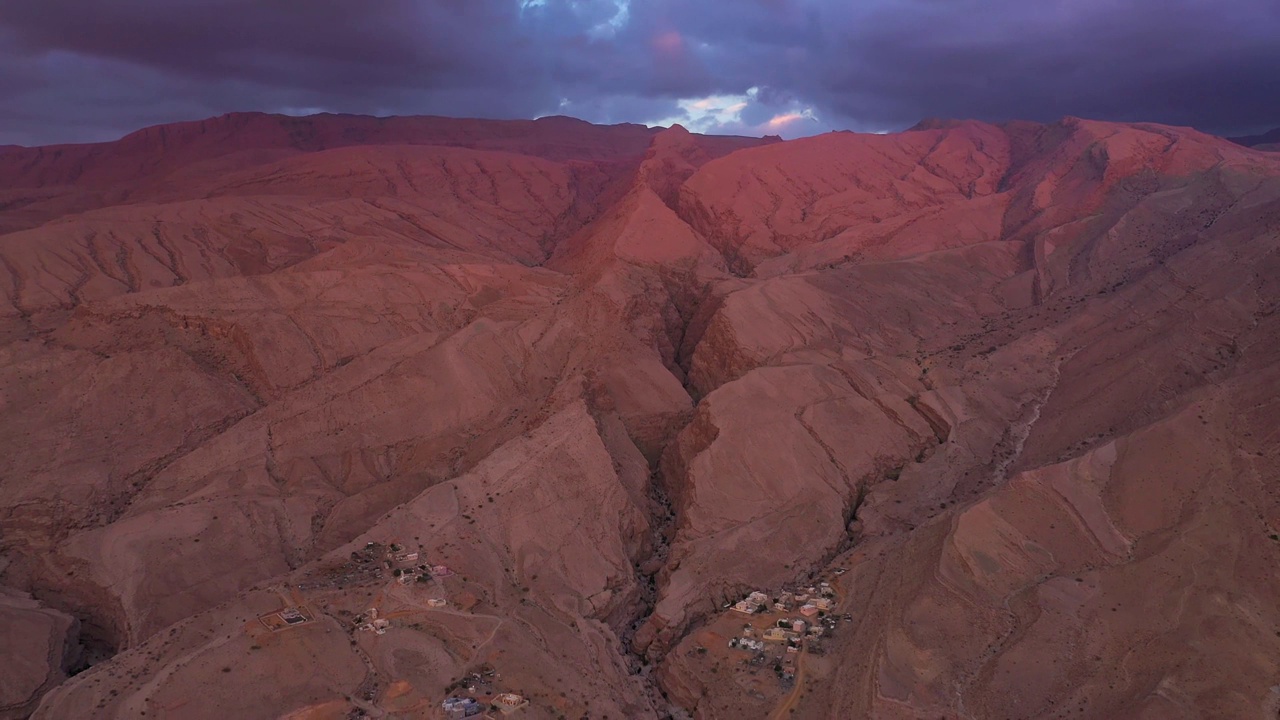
[721,577,851,690]
[729,616,826,653]
[732,582,838,618]
[731,591,771,614]
[387,545,453,585]
[378,541,456,588]
[800,595,834,617]
[345,541,463,637]
[441,692,528,717]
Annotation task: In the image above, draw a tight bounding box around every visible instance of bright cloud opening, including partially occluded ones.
[645,86,824,138]
[763,108,818,132]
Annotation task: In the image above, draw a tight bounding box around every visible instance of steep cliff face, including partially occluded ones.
[2,113,1279,720]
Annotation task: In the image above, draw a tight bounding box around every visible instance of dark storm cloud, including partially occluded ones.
[0,0,1277,145]
[2,1,517,86]
[804,0,1280,134]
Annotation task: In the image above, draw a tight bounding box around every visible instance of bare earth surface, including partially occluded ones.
[1,112,1279,720]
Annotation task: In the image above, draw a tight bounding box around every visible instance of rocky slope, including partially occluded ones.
[1,112,1278,719]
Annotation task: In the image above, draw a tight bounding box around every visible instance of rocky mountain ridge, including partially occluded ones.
[1229,125,1280,151]
[1,112,1278,719]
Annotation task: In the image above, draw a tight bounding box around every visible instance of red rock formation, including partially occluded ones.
[1,112,1278,720]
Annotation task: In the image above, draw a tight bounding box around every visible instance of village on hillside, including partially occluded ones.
[647,562,859,718]
[246,539,535,719]
[242,531,859,719]
[718,574,851,689]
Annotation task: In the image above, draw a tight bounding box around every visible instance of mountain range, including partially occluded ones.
[2,112,1279,719]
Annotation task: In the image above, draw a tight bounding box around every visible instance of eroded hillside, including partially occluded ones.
[1,113,1278,720]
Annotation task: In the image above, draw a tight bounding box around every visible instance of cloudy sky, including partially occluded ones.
[1,0,1277,146]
